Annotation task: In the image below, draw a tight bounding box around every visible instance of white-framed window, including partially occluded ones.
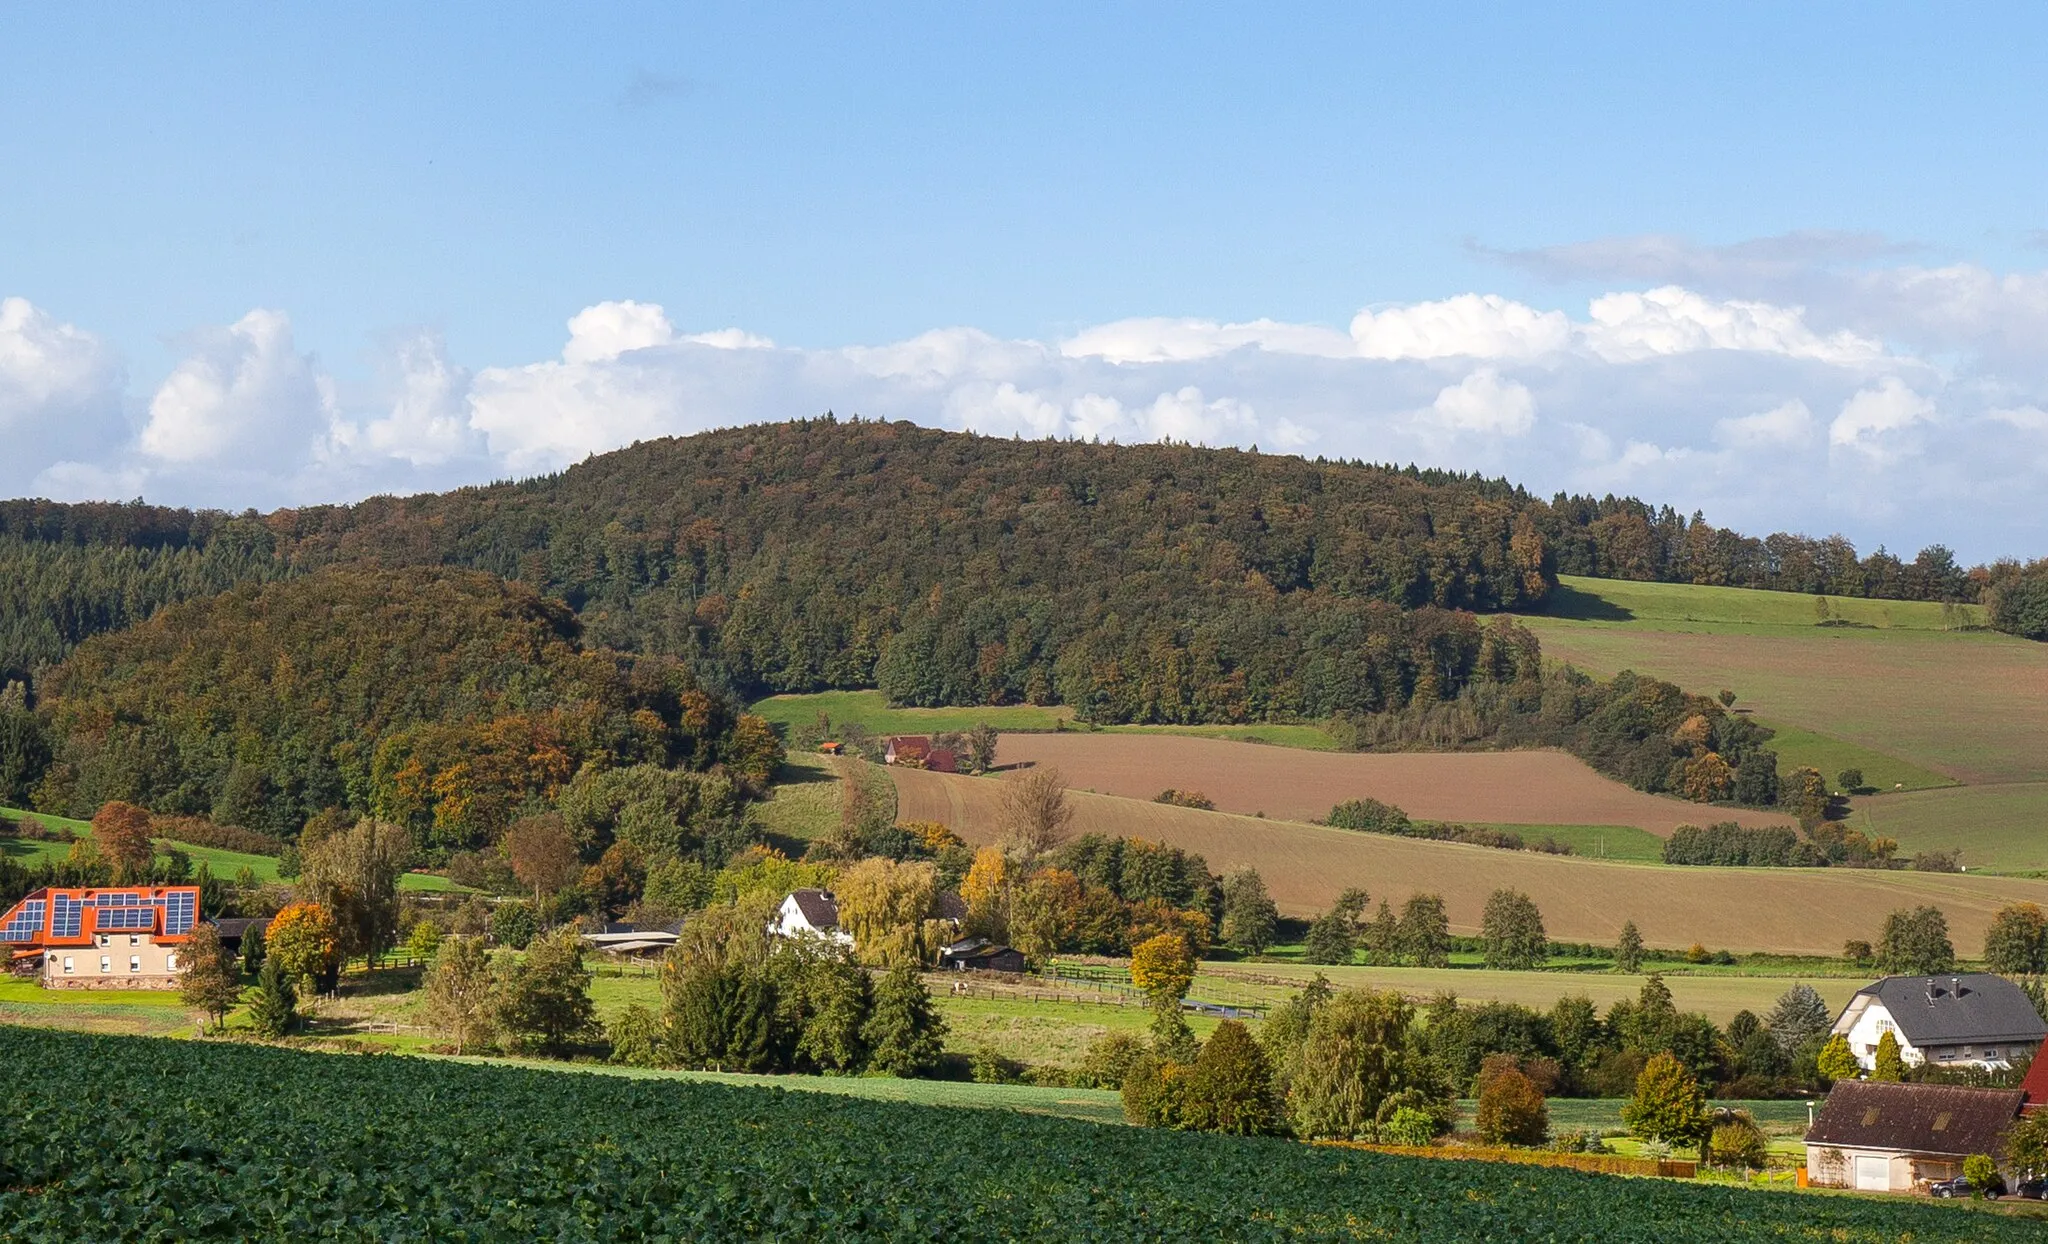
[61,956,74,974]
[129,956,140,972]
[129,935,140,946]
[165,952,179,972]
[98,934,109,947]
[99,956,111,973]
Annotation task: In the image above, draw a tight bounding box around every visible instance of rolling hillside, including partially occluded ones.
[890,766,2048,955]
[992,734,1789,835]
[1521,575,2048,872]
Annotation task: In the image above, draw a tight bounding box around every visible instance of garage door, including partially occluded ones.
[1854,1155,1890,1191]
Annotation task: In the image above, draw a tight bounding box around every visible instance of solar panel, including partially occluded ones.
[0,900,48,942]
[52,896,83,938]
[162,892,196,935]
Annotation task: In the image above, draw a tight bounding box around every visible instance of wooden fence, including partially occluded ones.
[1313,1140,1696,1179]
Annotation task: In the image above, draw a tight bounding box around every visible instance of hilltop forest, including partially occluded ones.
[0,417,2040,833]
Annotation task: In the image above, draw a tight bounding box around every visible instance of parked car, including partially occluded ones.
[1928,1174,2003,1199]
[2011,1174,2048,1201]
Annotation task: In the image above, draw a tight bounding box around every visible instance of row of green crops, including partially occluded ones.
[0,1027,2036,1242]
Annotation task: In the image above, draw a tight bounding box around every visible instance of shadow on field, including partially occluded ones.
[1539,582,1635,622]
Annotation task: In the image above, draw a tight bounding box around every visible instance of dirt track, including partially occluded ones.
[994,734,1790,835]
[892,767,2048,955]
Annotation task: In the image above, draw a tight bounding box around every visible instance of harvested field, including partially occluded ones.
[992,734,1790,834]
[893,768,2048,955]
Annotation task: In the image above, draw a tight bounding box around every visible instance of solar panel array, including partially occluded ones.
[159,891,197,935]
[52,896,84,939]
[0,900,47,942]
[99,906,156,932]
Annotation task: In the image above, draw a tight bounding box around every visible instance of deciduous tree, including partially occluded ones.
[1622,1052,1708,1152]
[999,765,1073,859]
[178,923,241,1031]
[494,926,596,1055]
[960,846,1008,939]
[1614,920,1644,974]
[425,936,497,1055]
[1474,1063,1549,1147]
[1878,905,1955,975]
[1397,893,1451,968]
[265,902,340,993]
[92,800,155,881]
[1219,868,1278,955]
[1984,902,2048,976]
[503,813,581,907]
[834,857,943,967]
[299,816,414,966]
[1480,889,1546,970]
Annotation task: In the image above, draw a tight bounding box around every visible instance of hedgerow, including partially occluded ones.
[0,1027,2032,1241]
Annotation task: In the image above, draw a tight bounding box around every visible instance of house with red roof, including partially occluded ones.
[0,886,202,990]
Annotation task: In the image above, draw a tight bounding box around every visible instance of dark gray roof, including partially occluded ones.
[1853,974,2048,1047]
[1806,1081,2022,1158]
[208,917,270,939]
[788,888,840,930]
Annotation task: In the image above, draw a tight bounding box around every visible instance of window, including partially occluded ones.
[1985,1048,1999,1060]
[98,934,109,947]
[165,953,179,972]
[129,934,140,946]
[1939,1048,1956,1059]
[129,956,140,973]
[61,956,74,974]
[99,956,111,973]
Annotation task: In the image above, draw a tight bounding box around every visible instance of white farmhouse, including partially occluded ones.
[1831,974,2048,1071]
[769,888,855,949]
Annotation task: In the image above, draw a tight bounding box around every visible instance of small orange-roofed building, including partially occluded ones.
[0,886,202,990]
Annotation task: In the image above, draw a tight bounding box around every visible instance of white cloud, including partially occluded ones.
[562,300,676,363]
[1423,368,1537,435]
[1585,286,1880,364]
[1352,294,1571,361]
[140,309,333,464]
[1062,317,1354,363]
[1714,399,1818,449]
[327,332,481,469]
[0,297,126,493]
[1830,378,1936,452]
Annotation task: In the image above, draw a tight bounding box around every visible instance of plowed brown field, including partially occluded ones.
[992,734,1789,835]
[893,767,2048,954]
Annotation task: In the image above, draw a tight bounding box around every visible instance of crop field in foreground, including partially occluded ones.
[895,768,2048,954]
[3,1028,2039,1242]
[994,734,1791,834]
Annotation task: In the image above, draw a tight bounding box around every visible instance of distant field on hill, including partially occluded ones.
[894,767,2048,955]
[1521,575,2048,875]
[752,690,1342,750]
[1525,576,2046,786]
[994,734,1789,835]
[1195,963,1859,1026]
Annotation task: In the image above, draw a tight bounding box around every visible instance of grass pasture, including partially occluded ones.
[895,767,2048,955]
[994,733,1790,834]
[752,689,1342,750]
[1478,824,1667,862]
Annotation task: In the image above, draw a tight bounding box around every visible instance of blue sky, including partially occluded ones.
[4,5,2048,560]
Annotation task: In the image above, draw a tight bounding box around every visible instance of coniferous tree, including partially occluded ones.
[863,965,947,1078]
[1614,921,1645,974]
[1871,1031,1906,1082]
[246,956,299,1039]
[240,921,266,976]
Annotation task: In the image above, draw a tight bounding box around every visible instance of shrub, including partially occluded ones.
[1474,1065,1548,1147]
[1154,789,1215,811]
[1710,1115,1767,1170]
[1963,1152,1998,1196]
[606,1004,668,1068]
[1077,1031,1148,1090]
[1326,799,1411,834]
[972,1046,1022,1085]
[150,813,285,857]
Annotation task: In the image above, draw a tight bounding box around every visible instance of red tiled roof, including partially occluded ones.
[2020,1039,2048,1111]
[0,886,203,955]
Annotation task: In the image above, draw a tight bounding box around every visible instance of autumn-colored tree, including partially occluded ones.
[960,846,1009,939]
[965,723,999,773]
[503,813,582,907]
[425,935,497,1054]
[1681,752,1734,802]
[1622,1052,1709,1152]
[722,713,785,792]
[1673,714,1714,750]
[405,919,444,964]
[1131,932,1196,1010]
[92,800,155,881]
[1127,898,1213,958]
[1871,1030,1905,1082]
[266,902,340,991]
[999,765,1073,859]
[833,857,943,967]
[298,816,414,965]
[178,923,241,1031]
[900,820,963,855]
[1474,1063,1549,1147]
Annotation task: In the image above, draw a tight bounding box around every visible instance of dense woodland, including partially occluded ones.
[7,420,2042,719]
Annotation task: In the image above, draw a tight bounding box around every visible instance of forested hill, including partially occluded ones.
[24,567,775,844]
[1,419,2040,717]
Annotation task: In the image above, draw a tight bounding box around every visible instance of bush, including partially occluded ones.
[972,1046,1022,1085]
[1963,1152,1998,1195]
[150,813,284,857]
[1154,789,1215,811]
[492,902,536,950]
[606,1004,667,1068]
[1077,1031,1148,1090]
[1326,799,1411,834]
[1474,1065,1548,1147]
[1710,1116,1767,1170]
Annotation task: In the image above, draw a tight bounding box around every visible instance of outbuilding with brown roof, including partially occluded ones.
[1804,1079,2024,1193]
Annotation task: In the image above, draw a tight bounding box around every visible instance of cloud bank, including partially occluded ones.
[9,238,2048,561]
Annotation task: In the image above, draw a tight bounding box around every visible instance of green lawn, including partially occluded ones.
[1454,1096,1812,1137]
[0,978,186,1007]
[0,806,91,834]
[1478,824,1667,863]
[1539,575,1985,631]
[752,689,1340,750]
[1746,720,1956,794]
[748,752,846,849]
